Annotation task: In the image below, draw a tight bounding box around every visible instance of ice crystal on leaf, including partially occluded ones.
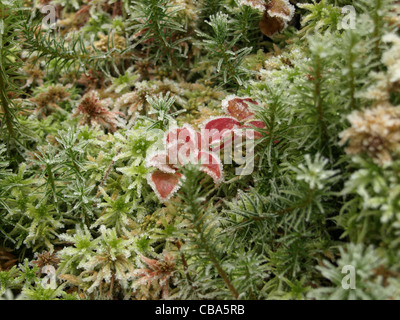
[239,0,267,13]
[113,127,160,166]
[106,67,138,94]
[222,95,259,121]
[93,187,140,235]
[382,33,400,85]
[146,170,184,202]
[145,96,267,201]
[117,163,151,198]
[57,225,97,274]
[24,202,64,251]
[363,33,400,103]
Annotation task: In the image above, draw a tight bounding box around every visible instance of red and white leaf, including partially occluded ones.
[147,170,183,202]
[202,116,241,150]
[197,151,223,183]
[221,96,258,121]
[203,116,241,132]
[167,141,199,166]
[145,152,176,173]
[165,124,200,165]
[165,124,198,147]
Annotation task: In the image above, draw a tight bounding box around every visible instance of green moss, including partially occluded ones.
[0,0,399,300]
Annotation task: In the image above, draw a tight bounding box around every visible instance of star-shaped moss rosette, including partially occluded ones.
[145,125,223,202]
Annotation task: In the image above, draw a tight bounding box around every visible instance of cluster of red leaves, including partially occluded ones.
[145,124,223,202]
[146,96,267,202]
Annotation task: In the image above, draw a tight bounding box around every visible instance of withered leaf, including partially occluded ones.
[267,0,294,20]
[59,274,81,285]
[259,0,295,37]
[259,10,285,37]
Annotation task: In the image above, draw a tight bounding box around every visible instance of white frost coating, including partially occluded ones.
[238,0,266,12]
[267,0,295,22]
[177,124,198,144]
[221,95,257,115]
[200,116,241,152]
[146,123,226,201]
[145,151,176,173]
[382,33,400,84]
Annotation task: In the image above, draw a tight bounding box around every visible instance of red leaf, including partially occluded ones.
[167,140,199,166]
[259,10,285,37]
[145,152,176,173]
[165,125,198,146]
[222,96,258,121]
[147,171,183,202]
[202,116,241,150]
[197,151,223,183]
[246,120,266,128]
[165,125,200,164]
[203,116,241,132]
[259,0,295,37]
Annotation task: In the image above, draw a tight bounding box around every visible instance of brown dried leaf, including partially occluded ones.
[0,247,17,271]
[259,11,285,37]
[259,0,295,37]
[59,274,81,285]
